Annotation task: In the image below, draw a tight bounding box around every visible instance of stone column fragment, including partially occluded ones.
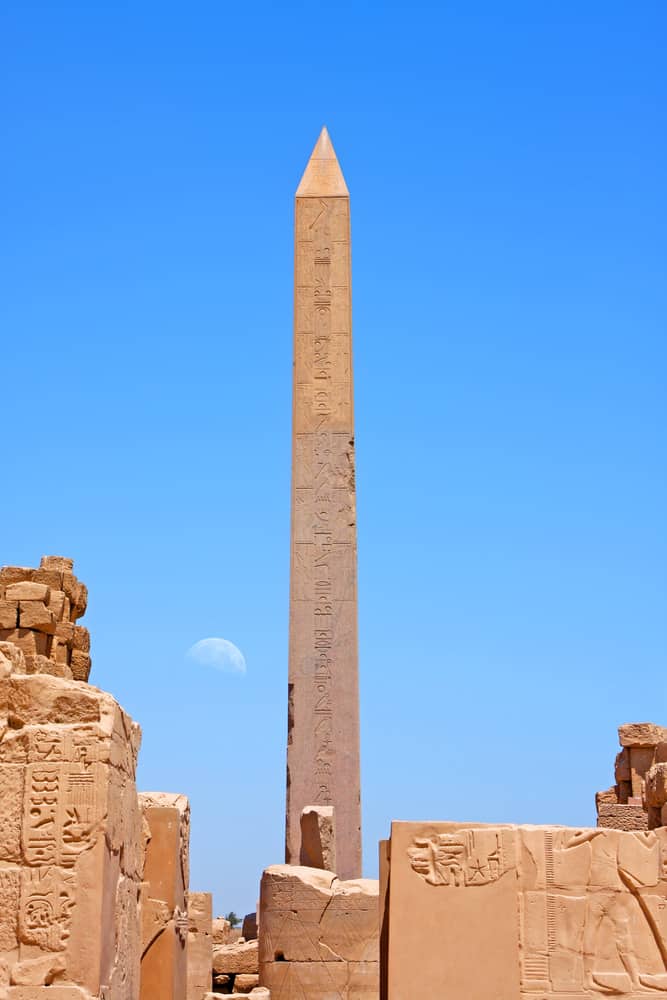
[299,806,336,872]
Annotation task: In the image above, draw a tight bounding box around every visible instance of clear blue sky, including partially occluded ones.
[2,2,665,915]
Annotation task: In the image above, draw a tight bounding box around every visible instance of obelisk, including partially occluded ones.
[286,128,361,880]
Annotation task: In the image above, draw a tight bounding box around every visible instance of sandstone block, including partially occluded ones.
[18,602,56,633]
[70,650,91,682]
[4,583,49,603]
[259,865,378,999]
[71,626,90,652]
[40,555,73,573]
[0,631,49,660]
[212,917,232,944]
[0,604,17,630]
[597,803,648,830]
[32,569,64,590]
[0,670,143,999]
[213,939,258,976]
[234,973,259,992]
[186,891,212,1000]
[46,590,69,621]
[614,748,631,781]
[0,568,33,587]
[629,746,656,797]
[645,762,667,807]
[595,787,617,811]
[0,643,26,677]
[619,722,667,748]
[241,911,257,941]
[139,793,190,1000]
[300,805,336,872]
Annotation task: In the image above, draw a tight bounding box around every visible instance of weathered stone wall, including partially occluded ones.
[383,820,667,999]
[0,558,90,681]
[0,644,142,999]
[259,865,378,999]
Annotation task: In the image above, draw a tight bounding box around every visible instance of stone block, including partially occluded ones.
[139,793,190,1000]
[213,939,258,976]
[597,803,648,830]
[300,805,336,872]
[46,591,69,621]
[212,917,232,945]
[629,746,656,797]
[595,787,617,811]
[4,583,49,603]
[241,911,257,941]
[0,671,143,999]
[259,865,378,999]
[645,762,667,808]
[186,891,212,1000]
[0,604,18,630]
[69,651,91,682]
[619,722,667,748]
[0,643,26,677]
[234,974,259,993]
[71,626,90,652]
[0,631,49,661]
[18,602,56,634]
[0,568,33,587]
[384,820,667,998]
[615,748,631,781]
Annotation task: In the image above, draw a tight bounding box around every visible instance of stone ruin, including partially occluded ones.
[0,556,269,1000]
[596,723,667,832]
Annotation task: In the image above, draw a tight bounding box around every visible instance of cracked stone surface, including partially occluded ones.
[259,864,378,999]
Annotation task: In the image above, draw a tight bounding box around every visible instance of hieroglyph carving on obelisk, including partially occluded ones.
[286,128,361,879]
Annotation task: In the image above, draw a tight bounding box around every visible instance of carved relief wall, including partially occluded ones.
[384,821,667,999]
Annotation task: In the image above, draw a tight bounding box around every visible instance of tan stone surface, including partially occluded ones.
[386,820,667,999]
[234,973,260,993]
[212,939,258,976]
[299,805,336,872]
[242,912,258,942]
[619,722,667,748]
[186,891,212,1000]
[259,864,378,999]
[0,559,90,679]
[286,128,361,881]
[0,665,143,1000]
[212,917,232,945]
[597,803,649,830]
[139,793,190,1000]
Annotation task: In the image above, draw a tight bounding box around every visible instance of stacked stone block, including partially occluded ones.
[595,722,667,830]
[0,558,90,681]
[0,641,143,998]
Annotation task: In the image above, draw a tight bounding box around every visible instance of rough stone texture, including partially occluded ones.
[212,917,232,945]
[596,723,667,829]
[0,649,143,1000]
[0,559,90,680]
[384,820,667,999]
[241,912,257,942]
[212,939,258,976]
[619,723,667,748]
[286,128,362,881]
[139,793,190,1000]
[597,803,648,830]
[204,991,269,1000]
[299,806,336,872]
[259,864,378,999]
[234,974,260,993]
[186,892,212,1000]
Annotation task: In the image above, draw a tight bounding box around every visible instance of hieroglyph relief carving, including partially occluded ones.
[407,825,667,996]
[408,829,506,887]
